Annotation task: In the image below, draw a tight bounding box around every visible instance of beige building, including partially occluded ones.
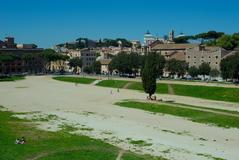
[99,59,111,74]
[150,42,198,60]
[49,60,67,72]
[186,46,229,70]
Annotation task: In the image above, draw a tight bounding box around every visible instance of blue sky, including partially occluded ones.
[1,0,239,48]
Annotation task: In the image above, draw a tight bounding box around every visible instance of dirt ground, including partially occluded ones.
[0,76,239,160]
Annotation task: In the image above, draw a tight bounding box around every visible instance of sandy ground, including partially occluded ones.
[1,76,239,160]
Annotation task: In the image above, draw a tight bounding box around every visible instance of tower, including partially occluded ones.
[169,30,175,42]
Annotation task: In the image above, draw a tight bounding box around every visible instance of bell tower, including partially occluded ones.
[169,30,175,42]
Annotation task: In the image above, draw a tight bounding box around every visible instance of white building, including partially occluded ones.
[144,31,156,46]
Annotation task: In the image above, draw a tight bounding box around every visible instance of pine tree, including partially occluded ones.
[142,53,157,99]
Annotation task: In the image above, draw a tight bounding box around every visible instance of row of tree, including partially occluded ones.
[108,52,239,81]
[57,38,133,50]
[174,31,239,50]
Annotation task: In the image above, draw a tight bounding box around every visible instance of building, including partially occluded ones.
[4,37,16,48]
[131,40,141,52]
[144,31,156,46]
[169,30,175,42]
[0,37,44,75]
[186,45,230,70]
[99,59,111,74]
[0,48,44,75]
[17,44,37,49]
[80,48,97,68]
[150,42,198,60]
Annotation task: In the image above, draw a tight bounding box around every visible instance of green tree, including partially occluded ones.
[68,57,82,73]
[22,53,42,74]
[109,52,142,75]
[199,62,211,79]
[83,66,93,74]
[210,69,220,78]
[155,54,166,78]
[216,34,239,50]
[166,59,188,78]
[40,49,69,73]
[188,66,199,78]
[142,53,157,99]
[220,53,239,81]
[174,36,191,43]
[0,53,18,75]
[91,61,101,74]
[195,31,224,39]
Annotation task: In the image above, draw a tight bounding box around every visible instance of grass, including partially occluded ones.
[0,75,25,82]
[171,84,239,103]
[129,139,152,147]
[97,80,169,94]
[53,76,96,84]
[115,101,239,129]
[128,82,169,94]
[0,110,160,160]
[96,80,129,88]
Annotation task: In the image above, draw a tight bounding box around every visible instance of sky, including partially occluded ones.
[1,0,239,48]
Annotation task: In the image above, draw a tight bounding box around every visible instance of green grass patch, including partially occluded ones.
[96,80,129,88]
[171,84,239,103]
[115,101,239,129]
[0,110,160,160]
[156,83,169,94]
[127,82,144,91]
[53,76,96,84]
[0,75,25,82]
[117,81,169,94]
[122,153,166,160]
[129,139,152,147]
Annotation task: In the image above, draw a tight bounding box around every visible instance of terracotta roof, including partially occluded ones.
[151,43,198,50]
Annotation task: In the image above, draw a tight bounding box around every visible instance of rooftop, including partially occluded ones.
[151,43,198,50]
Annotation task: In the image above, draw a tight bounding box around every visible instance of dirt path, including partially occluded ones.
[123,82,133,89]
[168,84,175,95]
[116,150,125,160]
[91,79,102,85]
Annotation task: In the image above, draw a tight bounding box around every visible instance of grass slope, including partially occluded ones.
[97,80,169,94]
[53,76,96,84]
[96,80,129,88]
[171,84,239,103]
[115,101,239,129]
[0,109,160,160]
[0,76,25,82]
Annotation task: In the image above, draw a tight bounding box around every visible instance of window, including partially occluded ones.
[209,56,211,58]
[188,56,190,58]
[216,56,218,59]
